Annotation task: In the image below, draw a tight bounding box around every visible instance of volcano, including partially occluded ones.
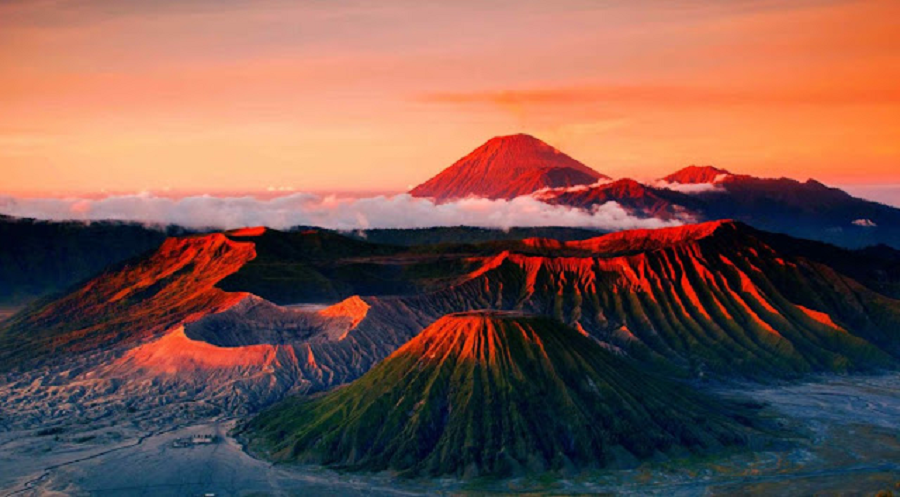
[409,134,608,201]
[246,312,754,477]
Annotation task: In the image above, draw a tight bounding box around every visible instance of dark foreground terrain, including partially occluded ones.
[2,373,899,496]
[2,221,900,494]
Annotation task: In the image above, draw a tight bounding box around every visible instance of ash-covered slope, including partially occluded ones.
[0,292,433,429]
[410,134,608,201]
[246,312,756,477]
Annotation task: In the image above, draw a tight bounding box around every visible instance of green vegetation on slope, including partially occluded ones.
[246,313,758,478]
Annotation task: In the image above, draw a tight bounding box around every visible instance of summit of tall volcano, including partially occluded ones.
[409,134,609,201]
[246,311,756,477]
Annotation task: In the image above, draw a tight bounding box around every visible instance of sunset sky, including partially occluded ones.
[2,0,899,196]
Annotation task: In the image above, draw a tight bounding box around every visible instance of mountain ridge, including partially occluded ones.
[3,218,900,436]
[663,165,732,184]
[409,133,900,248]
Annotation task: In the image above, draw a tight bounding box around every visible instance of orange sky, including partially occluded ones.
[2,0,899,195]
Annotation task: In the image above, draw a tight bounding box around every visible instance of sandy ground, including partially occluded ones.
[0,419,435,496]
[283,304,329,312]
[1,374,899,496]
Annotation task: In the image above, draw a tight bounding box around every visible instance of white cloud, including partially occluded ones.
[852,218,877,227]
[531,179,614,199]
[651,180,725,194]
[0,192,684,232]
[651,172,732,194]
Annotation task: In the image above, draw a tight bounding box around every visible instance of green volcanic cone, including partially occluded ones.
[246,312,757,477]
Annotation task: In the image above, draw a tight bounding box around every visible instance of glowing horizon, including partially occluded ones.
[2,0,899,195]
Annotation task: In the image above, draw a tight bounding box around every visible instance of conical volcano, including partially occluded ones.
[410,134,608,201]
[246,312,756,477]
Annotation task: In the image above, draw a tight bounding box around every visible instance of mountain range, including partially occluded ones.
[0,216,608,309]
[2,133,900,483]
[3,217,898,477]
[411,134,900,249]
[2,132,897,312]
[4,220,899,409]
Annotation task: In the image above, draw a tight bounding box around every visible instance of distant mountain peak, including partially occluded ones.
[410,134,609,201]
[664,165,732,184]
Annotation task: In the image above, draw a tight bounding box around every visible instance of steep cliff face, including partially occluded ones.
[246,313,756,477]
[410,134,608,201]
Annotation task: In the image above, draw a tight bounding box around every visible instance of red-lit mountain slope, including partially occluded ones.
[400,221,900,378]
[0,233,256,366]
[3,220,900,421]
[663,165,732,184]
[409,134,608,201]
[0,229,438,420]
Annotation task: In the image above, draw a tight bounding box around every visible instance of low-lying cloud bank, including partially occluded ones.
[531,179,614,198]
[651,180,725,194]
[0,192,685,231]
